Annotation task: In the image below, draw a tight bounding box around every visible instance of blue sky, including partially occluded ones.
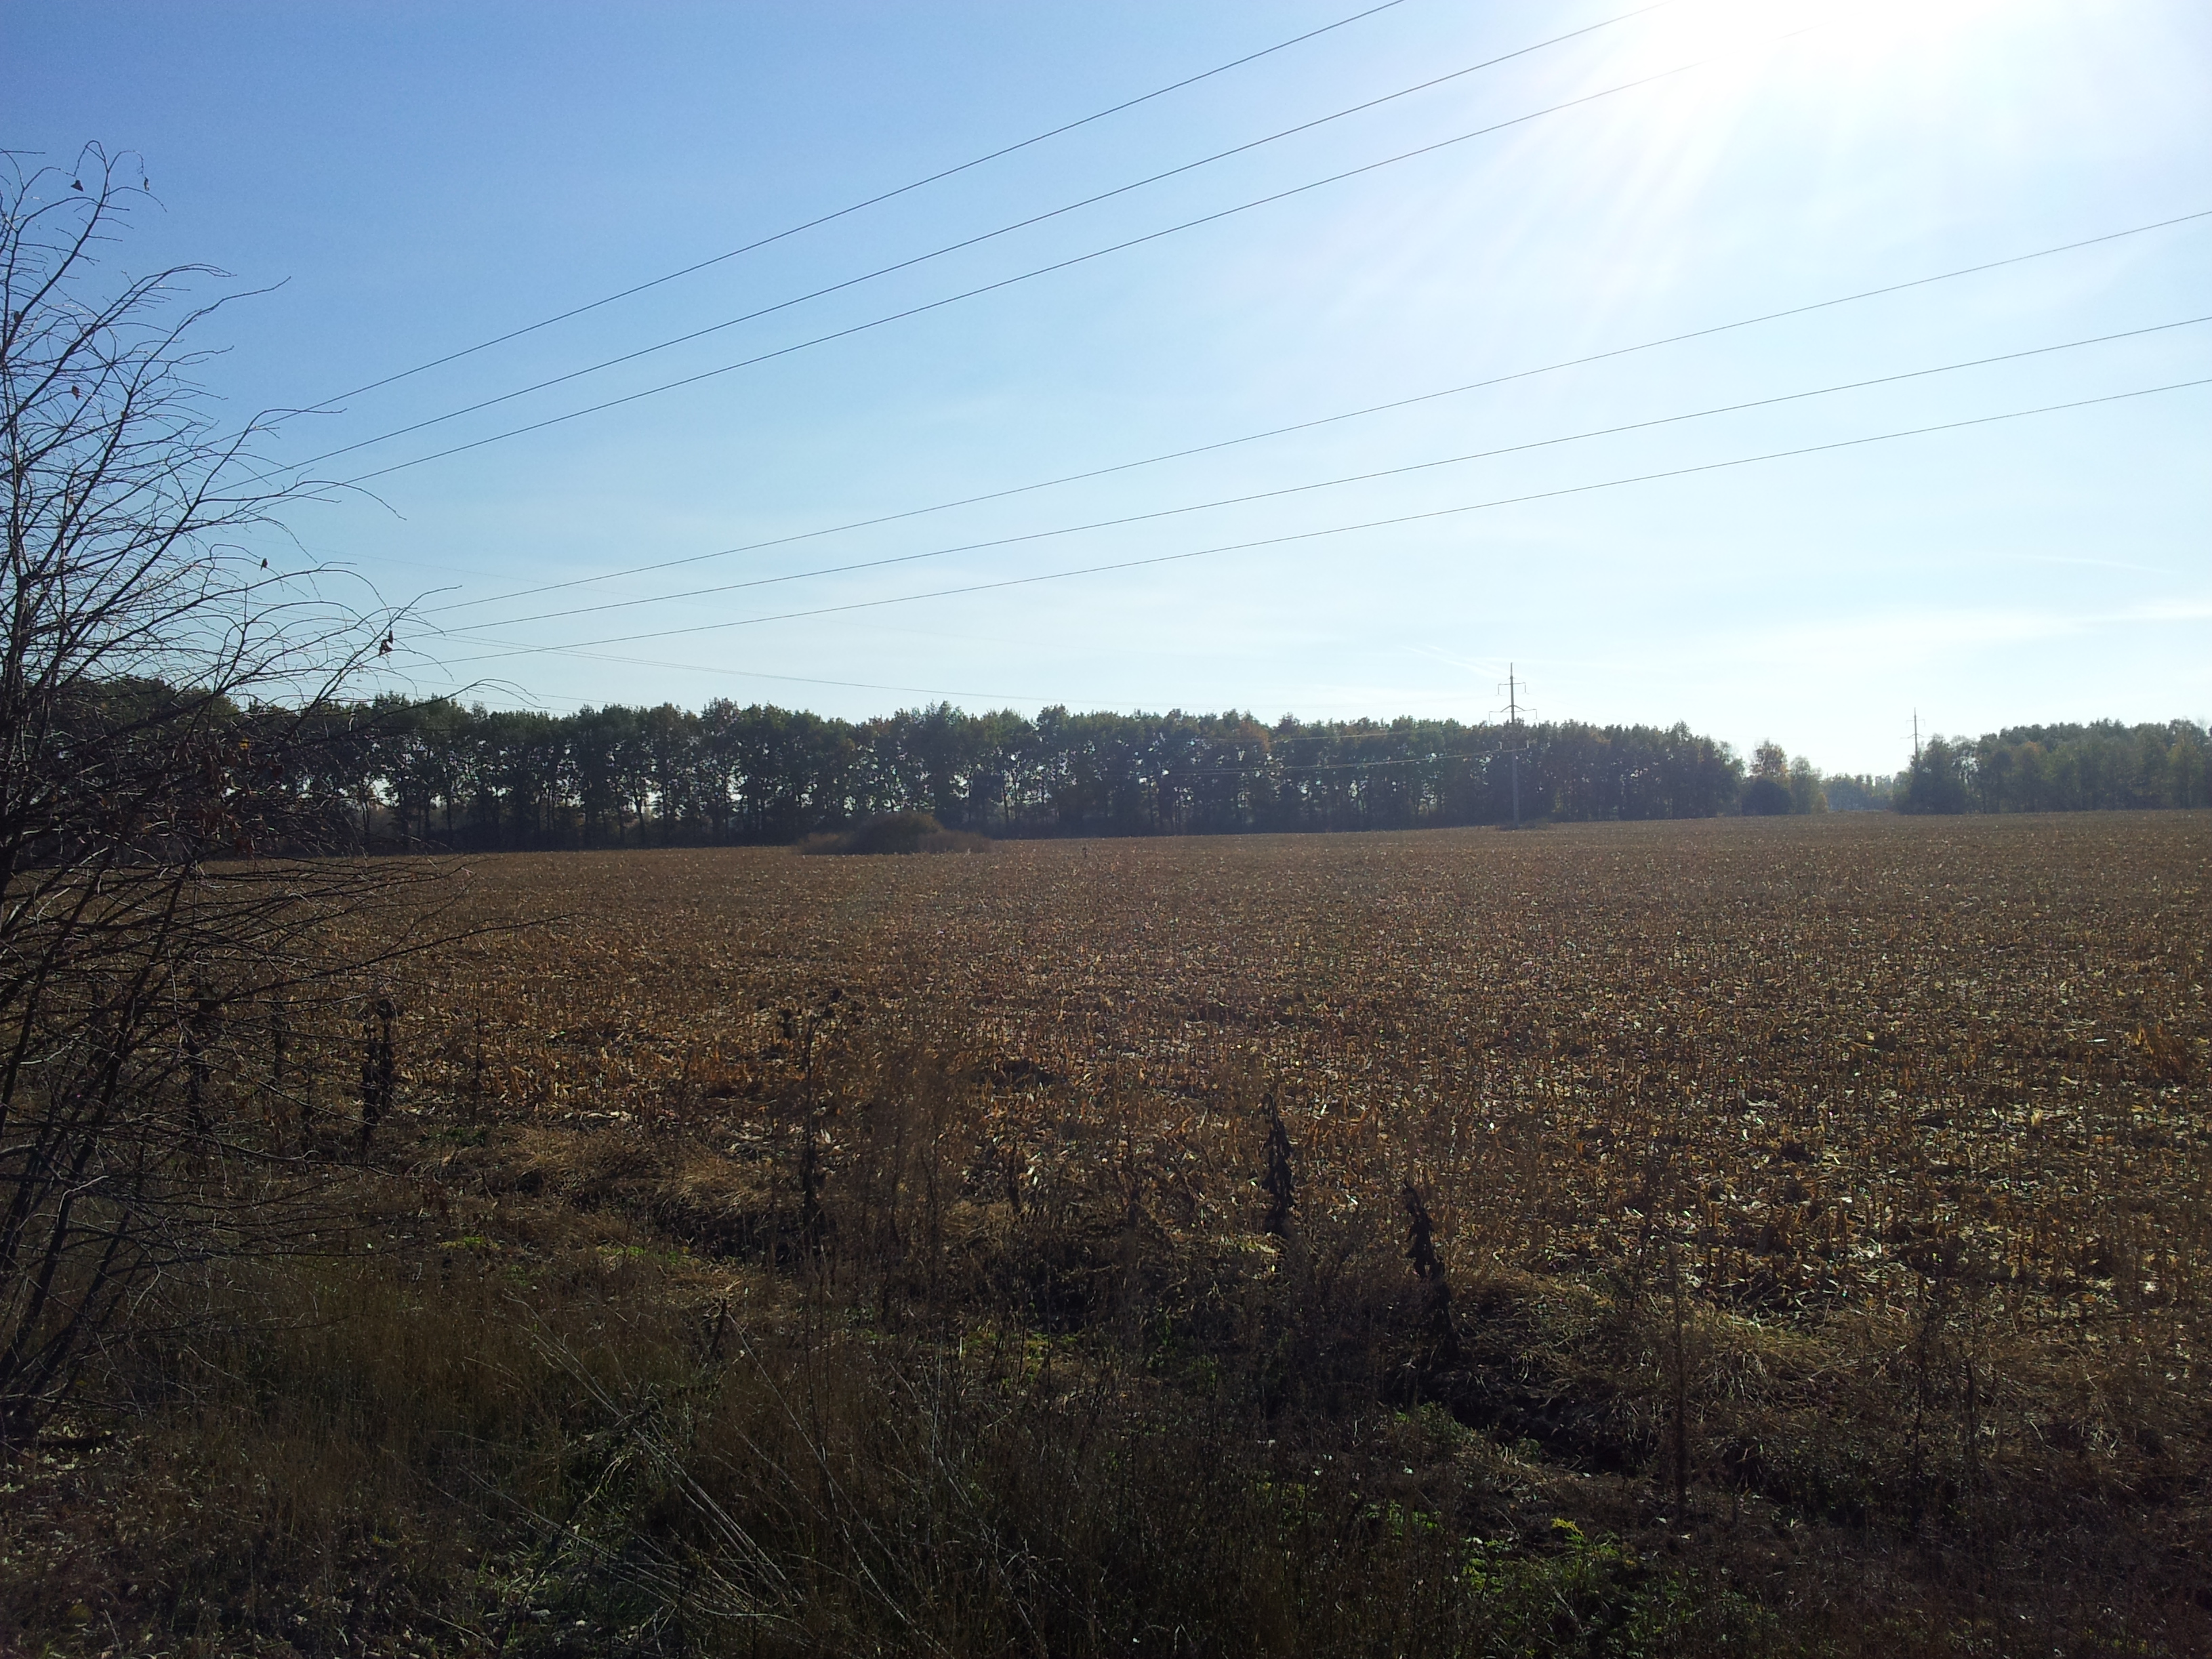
[9,0,2209,774]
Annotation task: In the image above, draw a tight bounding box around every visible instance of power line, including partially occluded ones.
[440,315,2211,633]
[430,376,2211,668]
[424,206,2212,619]
[413,652,1057,705]
[262,4,1674,483]
[274,0,1425,422]
[287,25,1807,494]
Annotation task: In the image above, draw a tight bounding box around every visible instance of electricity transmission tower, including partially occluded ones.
[1496,665,1532,830]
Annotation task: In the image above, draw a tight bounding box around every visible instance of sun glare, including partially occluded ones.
[1611,0,2027,125]
[1557,0,2049,252]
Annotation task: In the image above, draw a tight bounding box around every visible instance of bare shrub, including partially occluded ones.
[0,148,432,1445]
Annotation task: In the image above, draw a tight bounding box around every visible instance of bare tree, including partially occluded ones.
[0,146,430,1444]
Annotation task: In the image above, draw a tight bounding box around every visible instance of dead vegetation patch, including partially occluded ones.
[5,814,2208,1654]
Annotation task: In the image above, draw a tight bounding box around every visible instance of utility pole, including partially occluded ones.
[1507,665,1522,830]
[1492,664,1528,830]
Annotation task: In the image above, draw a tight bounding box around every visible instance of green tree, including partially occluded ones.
[1787,754,1827,814]
[1900,736,1971,814]
[1741,739,1792,815]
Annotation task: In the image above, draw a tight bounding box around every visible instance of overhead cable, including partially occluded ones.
[293,24,1807,492]
[430,376,2211,668]
[428,206,2212,617]
[417,653,1054,705]
[276,0,1428,420]
[448,316,2212,632]
[261,2,1679,483]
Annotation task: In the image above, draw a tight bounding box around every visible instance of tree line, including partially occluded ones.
[84,689,2212,853]
[1898,720,2211,815]
[340,697,1750,849]
[279,701,2212,849]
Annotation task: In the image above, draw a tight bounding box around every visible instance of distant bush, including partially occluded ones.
[1740,777,1793,816]
[797,813,991,856]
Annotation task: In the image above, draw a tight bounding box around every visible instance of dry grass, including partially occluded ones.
[3,813,2207,1655]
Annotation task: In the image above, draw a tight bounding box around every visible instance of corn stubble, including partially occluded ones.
[4,813,2205,1656]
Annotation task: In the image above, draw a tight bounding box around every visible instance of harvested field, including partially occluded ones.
[407,813,2208,1332]
[8,812,2209,1656]
[376,814,2209,1630]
